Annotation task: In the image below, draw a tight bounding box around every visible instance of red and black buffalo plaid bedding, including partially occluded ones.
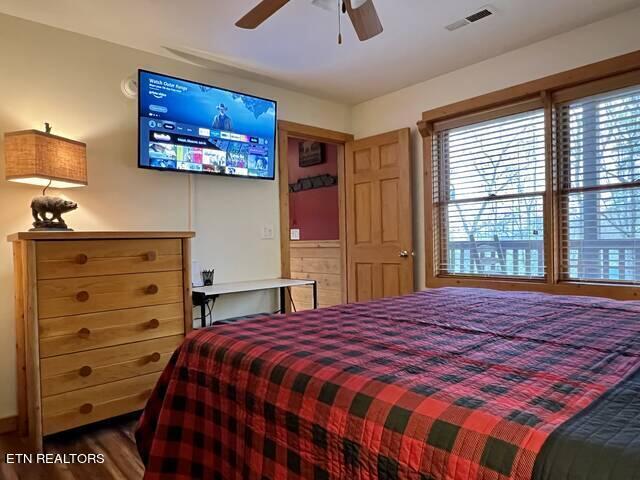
[136,287,640,480]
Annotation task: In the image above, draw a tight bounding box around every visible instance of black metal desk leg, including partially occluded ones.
[192,291,207,329]
[207,295,219,327]
[312,281,318,309]
[280,287,286,314]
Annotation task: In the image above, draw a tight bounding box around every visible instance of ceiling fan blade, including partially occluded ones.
[344,0,383,41]
[236,0,290,29]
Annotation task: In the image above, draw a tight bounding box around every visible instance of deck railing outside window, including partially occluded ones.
[447,239,640,282]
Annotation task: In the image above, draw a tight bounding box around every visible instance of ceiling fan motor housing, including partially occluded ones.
[311,0,367,12]
[350,0,368,8]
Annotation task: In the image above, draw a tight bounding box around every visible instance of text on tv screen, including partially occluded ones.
[138,70,277,180]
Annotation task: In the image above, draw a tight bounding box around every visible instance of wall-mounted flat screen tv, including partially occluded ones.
[138,70,277,180]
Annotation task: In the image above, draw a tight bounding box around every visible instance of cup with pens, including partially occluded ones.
[202,269,214,286]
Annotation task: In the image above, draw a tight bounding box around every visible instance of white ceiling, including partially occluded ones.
[2,0,640,104]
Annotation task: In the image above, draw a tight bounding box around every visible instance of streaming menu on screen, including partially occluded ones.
[138,70,276,179]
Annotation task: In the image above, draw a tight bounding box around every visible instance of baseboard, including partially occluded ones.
[0,416,17,434]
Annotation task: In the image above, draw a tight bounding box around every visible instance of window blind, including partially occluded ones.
[432,107,546,278]
[557,85,640,284]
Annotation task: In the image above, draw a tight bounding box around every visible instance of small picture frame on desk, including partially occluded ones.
[191,260,204,287]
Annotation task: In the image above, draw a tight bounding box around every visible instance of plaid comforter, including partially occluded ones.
[136,287,640,480]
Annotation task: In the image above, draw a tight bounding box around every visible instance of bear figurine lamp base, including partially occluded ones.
[4,125,87,231]
[30,195,78,231]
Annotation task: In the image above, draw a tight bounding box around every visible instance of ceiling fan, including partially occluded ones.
[236,0,383,43]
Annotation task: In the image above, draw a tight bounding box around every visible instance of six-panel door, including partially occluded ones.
[345,128,414,302]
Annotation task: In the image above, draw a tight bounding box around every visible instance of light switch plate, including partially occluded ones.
[290,228,300,240]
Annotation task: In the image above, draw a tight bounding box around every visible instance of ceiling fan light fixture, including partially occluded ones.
[310,0,335,12]
[350,0,368,8]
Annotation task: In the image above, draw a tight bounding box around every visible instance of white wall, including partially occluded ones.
[351,7,640,290]
[0,13,350,418]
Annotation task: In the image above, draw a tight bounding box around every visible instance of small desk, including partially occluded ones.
[192,278,318,328]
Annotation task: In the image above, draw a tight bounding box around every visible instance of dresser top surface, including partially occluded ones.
[7,231,196,242]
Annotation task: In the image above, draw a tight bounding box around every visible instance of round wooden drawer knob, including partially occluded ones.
[79,403,93,414]
[145,284,159,295]
[76,291,90,302]
[75,254,89,265]
[145,251,157,262]
[148,318,160,329]
[78,327,91,338]
[79,366,93,377]
[149,352,161,363]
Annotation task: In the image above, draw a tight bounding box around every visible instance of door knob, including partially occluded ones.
[399,250,409,258]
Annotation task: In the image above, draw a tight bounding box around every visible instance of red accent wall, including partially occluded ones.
[288,139,339,241]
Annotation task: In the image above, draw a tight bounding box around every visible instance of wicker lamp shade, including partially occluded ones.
[4,130,87,188]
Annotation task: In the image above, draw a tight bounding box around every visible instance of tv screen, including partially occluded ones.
[138,70,277,180]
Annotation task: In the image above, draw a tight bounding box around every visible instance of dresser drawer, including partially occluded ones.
[36,239,182,279]
[37,270,184,319]
[41,335,183,396]
[42,372,161,435]
[39,303,185,357]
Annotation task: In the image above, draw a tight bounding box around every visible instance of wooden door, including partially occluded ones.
[345,128,413,302]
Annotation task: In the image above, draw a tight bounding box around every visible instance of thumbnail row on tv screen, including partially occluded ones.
[138,70,277,180]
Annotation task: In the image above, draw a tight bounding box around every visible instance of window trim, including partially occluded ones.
[433,98,544,133]
[419,50,640,300]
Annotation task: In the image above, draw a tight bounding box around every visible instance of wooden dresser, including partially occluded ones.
[8,231,194,451]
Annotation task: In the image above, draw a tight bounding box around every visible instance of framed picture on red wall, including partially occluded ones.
[299,141,325,167]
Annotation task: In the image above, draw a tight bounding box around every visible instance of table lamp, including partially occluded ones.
[4,124,87,231]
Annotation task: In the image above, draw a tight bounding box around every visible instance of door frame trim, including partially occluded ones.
[277,120,354,310]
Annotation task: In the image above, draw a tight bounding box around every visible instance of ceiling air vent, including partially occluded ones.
[466,8,494,23]
[445,5,497,32]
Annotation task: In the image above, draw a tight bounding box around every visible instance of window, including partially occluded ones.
[427,66,640,292]
[557,85,640,284]
[432,105,546,278]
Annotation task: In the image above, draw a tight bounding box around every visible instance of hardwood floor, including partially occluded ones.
[0,414,143,480]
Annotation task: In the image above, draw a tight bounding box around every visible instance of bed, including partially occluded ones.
[136,287,640,480]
